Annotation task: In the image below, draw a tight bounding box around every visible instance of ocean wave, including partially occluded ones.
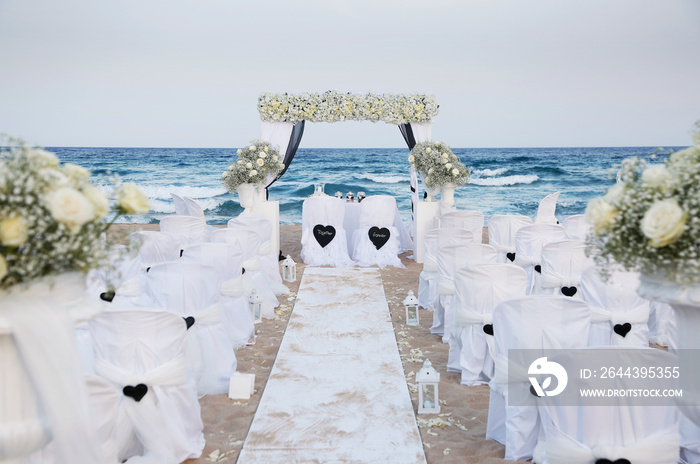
[472,168,508,177]
[469,174,539,186]
[133,184,228,200]
[355,174,408,184]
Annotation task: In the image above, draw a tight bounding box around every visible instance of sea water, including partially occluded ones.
[49,146,676,226]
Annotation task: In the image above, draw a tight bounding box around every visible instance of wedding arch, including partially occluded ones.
[257,91,439,231]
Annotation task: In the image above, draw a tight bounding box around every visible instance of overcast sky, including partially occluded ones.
[1,0,699,148]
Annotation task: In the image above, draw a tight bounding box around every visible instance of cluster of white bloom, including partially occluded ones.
[257,91,439,125]
[222,140,284,194]
[0,138,150,289]
[586,121,700,284]
[408,141,471,191]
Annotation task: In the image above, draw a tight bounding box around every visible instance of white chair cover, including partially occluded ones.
[514,223,567,295]
[538,240,592,298]
[426,228,474,335]
[448,264,528,386]
[648,301,673,347]
[159,215,209,251]
[580,266,651,347]
[211,228,279,318]
[87,307,205,463]
[535,191,560,224]
[300,196,354,267]
[143,262,236,395]
[537,347,680,464]
[351,195,404,268]
[418,228,440,310]
[171,193,189,216]
[184,196,219,234]
[438,210,485,243]
[180,243,255,349]
[562,214,590,240]
[487,215,533,263]
[229,214,289,295]
[130,231,179,270]
[486,295,591,461]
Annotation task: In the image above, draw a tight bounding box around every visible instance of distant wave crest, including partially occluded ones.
[136,184,228,200]
[356,174,408,184]
[469,174,539,186]
[472,168,508,177]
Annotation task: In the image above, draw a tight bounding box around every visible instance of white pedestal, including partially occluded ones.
[414,201,440,263]
[258,200,280,257]
[229,372,256,400]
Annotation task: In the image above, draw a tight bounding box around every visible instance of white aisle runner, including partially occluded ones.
[238,267,427,463]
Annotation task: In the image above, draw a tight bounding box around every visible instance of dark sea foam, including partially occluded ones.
[49,146,676,226]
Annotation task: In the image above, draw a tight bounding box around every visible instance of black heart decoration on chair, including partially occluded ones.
[613,322,632,338]
[183,316,195,329]
[482,324,494,336]
[594,459,631,464]
[534,265,542,273]
[313,225,336,248]
[99,291,115,302]
[368,227,391,250]
[123,383,148,402]
[561,286,577,297]
[506,252,516,262]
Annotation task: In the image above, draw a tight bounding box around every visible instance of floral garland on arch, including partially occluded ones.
[0,137,150,289]
[258,91,439,125]
[222,140,285,193]
[408,141,471,191]
[586,121,700,284]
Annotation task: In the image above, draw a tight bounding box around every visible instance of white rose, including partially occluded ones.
[256,158,264,167]
[586,197,616,235]
[434,142,440,147]
[82,184,110,219]
[237,149,242,155]
[222,171,229,179]
[452,168,460,176]
[259,151,266,158]
[237,160,243,165]
[445,163,453,169]
[228,165,234,171]
[118,183,150,214]
[641,198,686,247]
[441,158,448,164]
[249,169,258,177]
[264,146,269,152]
[425,147,432,154]
[45,187,95,233]
[279,163,285,170]
[642,164,673,192]
[249,145,256,151]
[428,167,434,175]
[408,155,415,163]
[63,163,91,185]
[0,255,7,282]
[246,163,253,169]
[0,215,29,246]
[442,153,449,159]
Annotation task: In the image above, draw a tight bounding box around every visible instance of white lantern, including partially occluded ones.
[416,359,440,414]
[403,290,420,326]
[248,288,262,324]
[282,255,297,282]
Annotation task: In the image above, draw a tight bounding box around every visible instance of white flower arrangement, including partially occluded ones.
[408,141,471,190]
[586,121,700,284]
[257,91,439,125]
[222,140,284,193]
[0,137,150,289]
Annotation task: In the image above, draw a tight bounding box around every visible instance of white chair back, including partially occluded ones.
[514,223,567,294]
[300,196,353,267]
[439,210,485,243]
[180,242,243,281]
[538,240,592,298]
[171,193,189,216]
[131,230,179,268]
[159,215,209,250]
[487,215,533,263]
[535,191,560,224]
[351,195,403,268]
[184,196,206,220]
[562,214,590,240]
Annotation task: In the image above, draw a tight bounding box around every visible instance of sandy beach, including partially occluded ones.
[110,223,508,464]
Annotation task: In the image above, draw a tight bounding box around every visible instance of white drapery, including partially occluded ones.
[260,121,295,186]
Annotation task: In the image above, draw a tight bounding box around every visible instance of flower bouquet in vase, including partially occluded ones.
[0,137,150,462]
[586,120,700,423]
[408,141,470,209]
[222,140,285,210]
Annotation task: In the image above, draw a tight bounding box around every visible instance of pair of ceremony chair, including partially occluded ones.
[513,223,568,294]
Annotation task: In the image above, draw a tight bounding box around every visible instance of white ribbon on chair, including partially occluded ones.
[116,277,142,297]
[242,257,262,273]
[259,241,272,256]
[544,423,680,464]
[423,257,438,273]
[589,303,650,346]
[454,310,496,358]
[220,275,253,298]
[540,270,581,291]
[187,302,223,326]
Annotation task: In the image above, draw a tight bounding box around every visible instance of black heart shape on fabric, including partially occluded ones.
[561,286,578,297]
[99,291,115,302]
[183,316,195,329]
[123,384,148,402]
[146,267,151,273]
[506,252,516,262]
[534,265,542,273]
[313,224,336,248]
[482,324,494,336]
[595,459,631,464]
[614,322,632,338]
[241,267,246,275]
[180,249,184,257]
[368,226,391,250]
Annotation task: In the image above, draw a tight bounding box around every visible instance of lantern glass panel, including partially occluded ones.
[421,384,436,409]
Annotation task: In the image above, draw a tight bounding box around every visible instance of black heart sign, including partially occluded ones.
[313,225,336,248]
[506,252,516,262]
[368,227,390,250]
[100,291,115,302]
[183,316,195,329]
[595,459,631,464]
[534,265,542,273]
[613,322,632,338]
[123,383,148,402]
[482,324,494,336]
[561,286,577,297]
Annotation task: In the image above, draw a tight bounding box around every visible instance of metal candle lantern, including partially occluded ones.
[248,288,262,324]
[416,359,440,414]
[282,255,297,282]
[403,290,420,326]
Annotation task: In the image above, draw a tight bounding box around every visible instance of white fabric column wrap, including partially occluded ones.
[260,121,294,185]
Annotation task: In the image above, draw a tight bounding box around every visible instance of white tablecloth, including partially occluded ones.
[343,202,413,257]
